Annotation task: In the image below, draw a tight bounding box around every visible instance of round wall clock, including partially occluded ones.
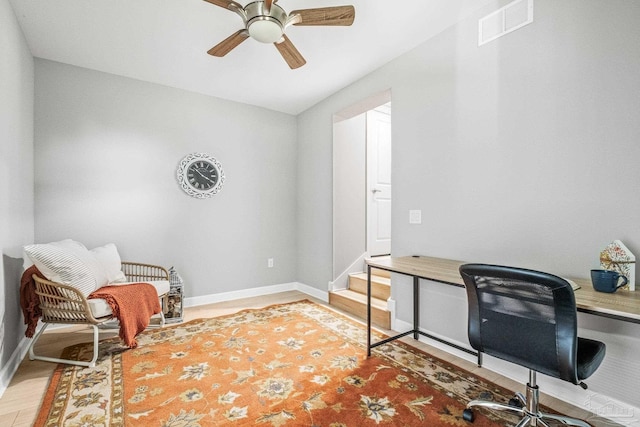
[177,153,225,198]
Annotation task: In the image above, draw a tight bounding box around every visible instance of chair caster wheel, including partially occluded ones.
[462,408,475,422]
[508,397,524,408]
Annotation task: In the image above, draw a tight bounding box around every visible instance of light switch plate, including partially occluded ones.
[409,210,422,224]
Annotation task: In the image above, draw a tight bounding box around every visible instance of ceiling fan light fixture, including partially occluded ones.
[248,17,283,43]
[205,1,356,68]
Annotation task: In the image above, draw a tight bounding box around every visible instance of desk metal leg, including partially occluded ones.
[413,276,419,340]
[367,265,372,357]
[365,263,480,363]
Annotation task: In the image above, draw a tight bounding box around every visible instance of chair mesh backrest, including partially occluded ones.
[460,264,579,383]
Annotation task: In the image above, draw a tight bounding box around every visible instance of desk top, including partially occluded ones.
[366,255,640,323]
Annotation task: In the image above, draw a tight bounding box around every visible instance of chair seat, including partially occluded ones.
[87,280,170,318]
[577,337,606,381]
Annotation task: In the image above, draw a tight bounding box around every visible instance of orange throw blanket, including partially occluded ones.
[89,284,161,348]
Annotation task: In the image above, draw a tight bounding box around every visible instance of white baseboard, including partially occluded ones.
[393,318,640,427]
[183,281,328,308]
[296,282,329,302]
[0,335,31,398]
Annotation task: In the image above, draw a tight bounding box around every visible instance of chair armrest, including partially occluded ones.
[121,261,169,282]
[32,275,106,324]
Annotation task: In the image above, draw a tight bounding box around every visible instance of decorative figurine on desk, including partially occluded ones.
[600,240,635,291]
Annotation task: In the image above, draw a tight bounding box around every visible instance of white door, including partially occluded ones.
[367,108,391,256]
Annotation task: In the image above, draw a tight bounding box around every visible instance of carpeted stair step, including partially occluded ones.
[348,272,390,300]
[329,289,390,329]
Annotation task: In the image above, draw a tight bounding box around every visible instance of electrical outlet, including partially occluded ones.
[268,258,274,268]
[409,210,422,224]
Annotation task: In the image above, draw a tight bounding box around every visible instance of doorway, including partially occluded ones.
[331,91,392,289]
[366,103,391,257]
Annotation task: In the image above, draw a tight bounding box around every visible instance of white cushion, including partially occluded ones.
[24,239,108,297]
[91,243,127,284]
[22,250,33,271]
[87,280,170,318]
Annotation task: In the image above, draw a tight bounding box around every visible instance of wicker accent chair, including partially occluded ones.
[28,262,169,368]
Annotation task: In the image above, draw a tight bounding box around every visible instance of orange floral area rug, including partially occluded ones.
[36,300,525,427]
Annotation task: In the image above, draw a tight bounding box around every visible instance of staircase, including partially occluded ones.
[329,268,391,329]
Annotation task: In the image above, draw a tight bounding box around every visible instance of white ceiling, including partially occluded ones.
[9,0,493,115]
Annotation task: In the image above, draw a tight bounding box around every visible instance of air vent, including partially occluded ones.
[479,0,533,46]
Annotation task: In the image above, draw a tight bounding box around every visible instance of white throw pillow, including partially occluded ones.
[24,239,108,296]
[91,243,127,284]
[22,250,34,271]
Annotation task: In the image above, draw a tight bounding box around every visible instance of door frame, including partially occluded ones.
[330,90,392,290]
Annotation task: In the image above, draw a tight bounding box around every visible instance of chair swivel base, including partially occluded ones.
[463,374,591,427]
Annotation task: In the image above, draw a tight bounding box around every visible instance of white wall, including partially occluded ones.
[297,0,640,414]
[34,60,298,297]
[333,114,366,279]
[0,0,34,388]
[4,0,640,416]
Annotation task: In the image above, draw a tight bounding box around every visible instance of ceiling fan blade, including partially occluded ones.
[202,0,243,11]
[207,30,249,57]
[289,6,355,26]
[265,0,272,13]
[274,35,306,69]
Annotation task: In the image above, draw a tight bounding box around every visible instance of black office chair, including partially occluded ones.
[459,264,606,427]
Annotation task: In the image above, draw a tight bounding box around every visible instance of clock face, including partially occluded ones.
[177,153,225,198]
[187,161,219,190]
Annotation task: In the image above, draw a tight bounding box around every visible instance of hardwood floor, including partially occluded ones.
[0,290,611,426]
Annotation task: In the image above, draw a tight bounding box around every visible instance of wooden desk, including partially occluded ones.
[365,255,640,358]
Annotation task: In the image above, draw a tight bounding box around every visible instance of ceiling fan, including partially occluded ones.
[203,0,355,69]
